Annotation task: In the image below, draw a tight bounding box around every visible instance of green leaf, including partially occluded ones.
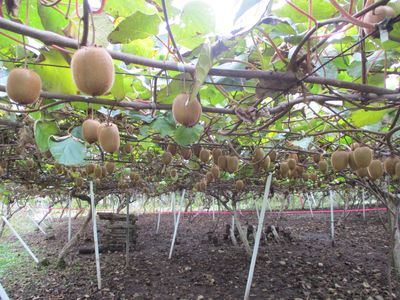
[174,125,203,145]
[38,3,68,35]
[48,136,86,166]
[105,0,158,17]
[71,126,83,140]
[108,12,161,44]
[34,120,59,153]
[190,41,213,102]
[151,115,176,137]
[350,109,389,127]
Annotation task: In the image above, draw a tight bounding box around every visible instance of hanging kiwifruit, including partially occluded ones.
[71,46,115,96]
[212,148,222,164]
[363,5,395,35]
[269,150,277,162]
[288,153,298,162]
[170,169,177,177]
[86,163,95,175]
[235,180,244,190]
[313,153,321,164]
[368,159,384,181]
[295,165,304,176]
[218,155,227,171]
[6,68,42,105]
[101,166,107,177]
[226,156,239,173]
[74,177,84,188]
[261,155,271,170]
[287,158,296,170]
[199,149,211,163]
[211,165,220,179]
[253,148,264,162]
[94,165,102,178]
[82,119,100,144]
[167,143,178,156]
[105,162,115,174]
[123,144,133,154]
[356,167,368,178]
[98,123,120,153]
[348,151,359,171]
[303,173,309,181]
[206,172,213,183]
[172,94,202,127]
[384,156,400,175]
[354,147,372,169]
[395,162,400,177]
[95,178,101,186]
[130,171,139,182]
[192,144,202,158]
[318,160,328,174]
[331,151,349,171]
[162,151,173,165]
[180,147,192,160]
[280,162,289,177]
[351,142,360,151]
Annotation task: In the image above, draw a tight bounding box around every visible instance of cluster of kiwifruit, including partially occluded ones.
[278,153,302,179]
[172,94,202,127]
[252,147,274,172]
[82,119,120,153]
[313,153,329,174]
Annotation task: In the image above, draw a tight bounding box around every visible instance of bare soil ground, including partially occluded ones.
[1,210,397,299]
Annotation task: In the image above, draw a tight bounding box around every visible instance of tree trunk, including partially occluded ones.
[57,207,92,267]
[233,213,252,258]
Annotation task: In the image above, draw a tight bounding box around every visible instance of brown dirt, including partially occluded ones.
[1,210,397,299]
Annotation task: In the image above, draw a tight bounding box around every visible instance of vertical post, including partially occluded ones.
[171,192,176,226]
[362,189,366,221]
[305,193,313,218]
[1,216,39,263]
[126,193,133,267]
[309,192,316,207]
[212,198,215,221]
[68,196,72,241]
[329,190,335,242]
[254,197,260,220]
[169,190,185,259]
[89,181,102,290]
[244,173,273,300]
[0,282,10,300]
[156,195,162,234]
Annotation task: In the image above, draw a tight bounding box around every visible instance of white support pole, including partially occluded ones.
[244,173,273,300]
[254,197,260,220]
[27,215,46,235]
[156,195,162,234]
[0,282,10,300]
[89,181,102,290]
[212,198,215,221]
[126,193,133,267]
[304,193,314,218]
[1,216,39,264]
[309,192,316,207]
[172,192,176,226]
[362,189,366,221]
[68,196,72,242]
[329,190,335,241]
[169,190,185,259]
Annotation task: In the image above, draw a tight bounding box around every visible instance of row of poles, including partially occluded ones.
[0,177,371,299]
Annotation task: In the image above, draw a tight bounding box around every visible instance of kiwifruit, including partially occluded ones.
[82,119,100,144]
[80,169,87,177]
[86,163,95,174]
[351,142,360,151]
[253,148,264,162]
[295,165,304,175]
[313,153,321,163]
[170,169,177,177]
[27,159,34,169]
[331,151,349,171]
[101,166,107,177]
[95,178,101,186]
[368,159,384,181]
[348,151,359,171]
[206,172,213,183]
[211,165,220,179]
[105,162,115,174]
[0,166,4,176]
[130,171,139,182]
[192,144,202,158]
[288,153,298,162]
[75,177,84,187]
[71,46,114,96]
[94,165,102,178]
[199,180,207,191]
[180,147,192,160]
[356,167,368,178]
[172,93,202,127]
[318,160,328,174]
[384,157,400,175]
[226,156,239,173]
[310,173,317,182]
[261,156,271,170]
[235,179,244,190]
[167,143,178,156]
[98,123,120,153]
[395,162,400,177]
[287,158,296,170]
[354,147,372,169]
[363,6,395,35]
[162,151,173,165]
[6,68,42,105]
[218,155,227,171]
[199,149,210,163]
[123,144,133,154]
[303,173,309,181]
[280,162,289,177]
[212,148,222,164]
[269,150,277,162]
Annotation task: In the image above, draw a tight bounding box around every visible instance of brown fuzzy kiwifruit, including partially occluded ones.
[74,177,84,187]
[395,162,400,177]
[130,171,139,182]
[269,150,277,162]
[212,148,222,164]
[318,160,328,174]
[218,155,227,171]
[0,166,4,177]
[288,153,298,162]
[331,151,349,171]
[303,173,309,181]
[123,144,133,154]
[27,159,34,169]
[313,153,321,163]
[287,158,296,170]
[226,156,239,173]
[253,148,264,162]
[368,159,384,181]
[211,165,220,179]
[86,163,95,175]
[94,165,102,178]
[82,119,100,144]
[98,123,120,153]
[348,151,359,171]
[170,169,177,177]
[351,142,360,151]
[6,68,42,105]
[167,143,178,156]
[199,149,211,163]
[162,151,173,165]
[295,165,304,176]
[356,167,368,178]
[261,155,271,170]
[95,178,101,186]
[280,162,289,177]
[180,147,192,160]
[101,166,107,177]
[71,46,115,96]
[363,5,395,35]
[354,147,372,169]
[192,144,202,158]
[235,179,244,190]
[172,93,202,127]
[206,172,213,183]
[384,157,400,175]
[105,162,115,174]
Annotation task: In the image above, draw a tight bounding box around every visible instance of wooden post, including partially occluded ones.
[169,190,185,259]
[89,181,102,290]
[1,216,39,263]
[68,196,72,241]
[0,282,10,300]
[244,173,273,300]
[329,190,335,242]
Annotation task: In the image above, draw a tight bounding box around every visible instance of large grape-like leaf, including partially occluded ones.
[38,3,68,35]
[174,125,203,145]
[48,135,87,166]
[350,109,389,127]
[34,120,59,153]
